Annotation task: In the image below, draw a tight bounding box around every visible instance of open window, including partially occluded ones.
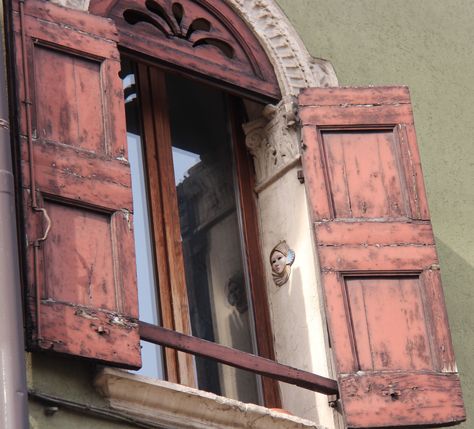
[122,59,276,404]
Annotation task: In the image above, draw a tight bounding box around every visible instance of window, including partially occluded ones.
[122,59,273,404]
[14,1,465,426]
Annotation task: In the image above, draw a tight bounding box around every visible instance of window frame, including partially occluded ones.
[131,61,281,406]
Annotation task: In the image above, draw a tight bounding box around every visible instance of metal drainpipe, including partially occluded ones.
[0,1,29,427]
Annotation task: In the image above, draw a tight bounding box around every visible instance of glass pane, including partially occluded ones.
[122,59,164,379]
[166,74,259,403]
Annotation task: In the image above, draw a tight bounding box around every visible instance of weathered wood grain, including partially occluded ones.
[300,86,465,427]
[16,0,140,368]
[340,372,465,428]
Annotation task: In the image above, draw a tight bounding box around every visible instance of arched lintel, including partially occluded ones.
[88,0,338,101]
[89,0,282,101]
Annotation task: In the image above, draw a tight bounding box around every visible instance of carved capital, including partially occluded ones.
[243,97,300,192]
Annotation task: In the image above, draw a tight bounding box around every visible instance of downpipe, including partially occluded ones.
[0,0,29,427]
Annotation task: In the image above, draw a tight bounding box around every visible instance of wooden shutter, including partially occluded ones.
[299,87,465,428]
[13,0,141,368]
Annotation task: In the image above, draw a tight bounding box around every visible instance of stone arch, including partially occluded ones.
[226,0,338,96]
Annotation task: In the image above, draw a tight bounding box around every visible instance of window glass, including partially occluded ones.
[122,59,165,379]
[166,74,259,402]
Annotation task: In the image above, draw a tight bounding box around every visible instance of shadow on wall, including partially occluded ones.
[436,238,474,426]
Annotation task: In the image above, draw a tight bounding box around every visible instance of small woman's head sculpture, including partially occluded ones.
[269,241,295,287]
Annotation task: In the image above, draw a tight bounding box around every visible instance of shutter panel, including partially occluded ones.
[299,87,465,427]
[14,0,141,368]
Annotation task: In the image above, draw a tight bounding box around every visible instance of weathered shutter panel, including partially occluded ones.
[299,87,465,428]
[14,0,141,368]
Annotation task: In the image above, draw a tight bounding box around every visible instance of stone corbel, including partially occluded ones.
[243,96,300,193]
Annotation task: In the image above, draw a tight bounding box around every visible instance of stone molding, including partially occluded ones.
[229,0,338,97]
[95,368,325,429]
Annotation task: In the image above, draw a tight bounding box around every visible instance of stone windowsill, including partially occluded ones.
[94,368,326,429]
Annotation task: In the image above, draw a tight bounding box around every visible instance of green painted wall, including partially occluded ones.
[275,0,474,426]
[27,354,138,429]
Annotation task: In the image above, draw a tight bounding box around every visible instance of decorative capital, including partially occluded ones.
[243,98,300,192]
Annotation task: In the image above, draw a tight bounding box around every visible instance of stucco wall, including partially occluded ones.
[275,0,474,426]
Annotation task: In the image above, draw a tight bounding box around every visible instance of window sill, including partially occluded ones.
[94,368,325,429]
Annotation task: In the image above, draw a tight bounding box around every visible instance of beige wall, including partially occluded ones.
[275,1,474,425]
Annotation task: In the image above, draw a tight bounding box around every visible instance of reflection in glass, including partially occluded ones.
[166,74,259,403]
[122,59,164,379]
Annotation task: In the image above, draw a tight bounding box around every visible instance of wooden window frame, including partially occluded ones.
[133,62,281,407]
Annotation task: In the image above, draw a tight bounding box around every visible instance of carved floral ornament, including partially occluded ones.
[123,1,235,59]
[88,0,285,100]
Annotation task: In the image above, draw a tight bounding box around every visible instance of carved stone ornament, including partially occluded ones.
[243,96,300,191]
[228,0,338,95]
[269,241,295,287]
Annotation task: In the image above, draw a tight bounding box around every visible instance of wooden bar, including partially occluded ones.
[139,321,338,396]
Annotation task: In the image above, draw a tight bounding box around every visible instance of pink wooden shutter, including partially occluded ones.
[14,0,141,368]
[299,87,465,427]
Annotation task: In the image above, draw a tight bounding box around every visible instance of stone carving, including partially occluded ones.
[243,96,300,191]
[228,0,337,190]
[228,0,338,96]
[270,241,295,287]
